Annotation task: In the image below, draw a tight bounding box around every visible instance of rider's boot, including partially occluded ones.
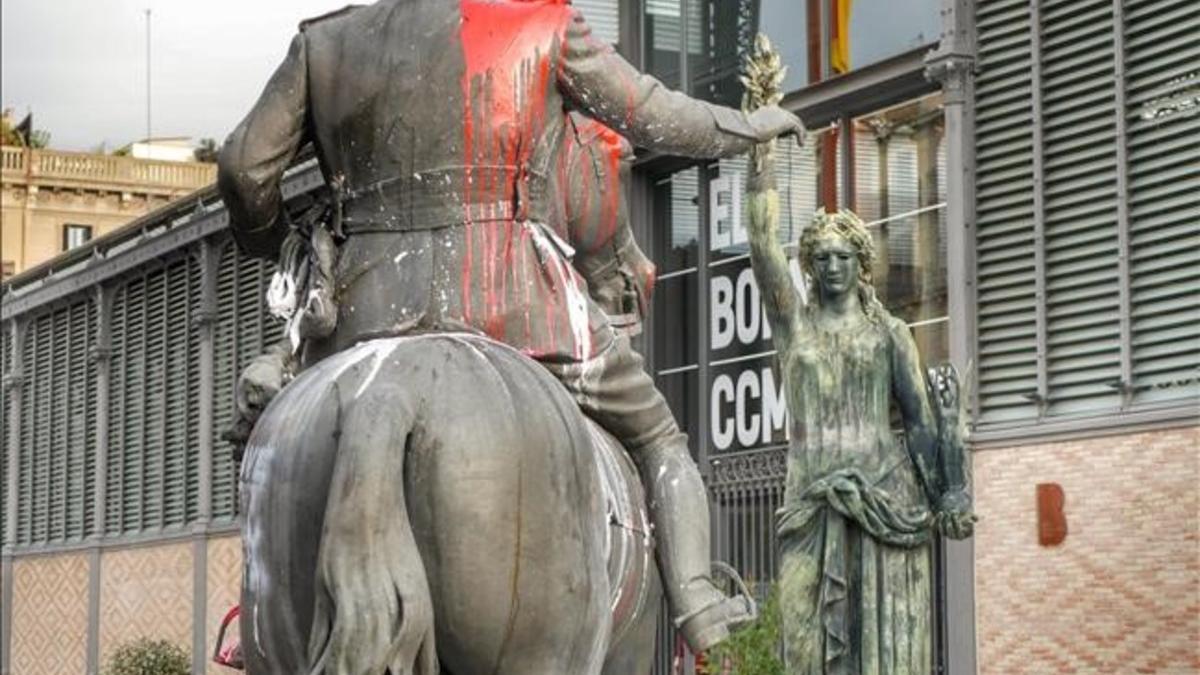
[636,436,758,652]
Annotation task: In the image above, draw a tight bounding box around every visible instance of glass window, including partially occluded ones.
[63,224,93,251]
[574,0,620,45]
[687,0,809,105]
[653,167,701,273]
[653,274,700,370]
[847,0,942,73]
[657,369,700,459]
[851,93,948,364]
[709,137,822,264]
[652,0,939,105]
[651,167,701,370]
[759,0,809,92]
[643,0,688,88]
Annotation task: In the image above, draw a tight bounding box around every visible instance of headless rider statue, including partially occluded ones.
[217,0,804,652]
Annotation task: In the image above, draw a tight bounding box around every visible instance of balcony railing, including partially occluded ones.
[0,145,216,192]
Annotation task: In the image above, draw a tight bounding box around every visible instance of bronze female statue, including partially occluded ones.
[741,36,974,674]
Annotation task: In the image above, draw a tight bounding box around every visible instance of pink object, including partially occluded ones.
[212,605,244,670]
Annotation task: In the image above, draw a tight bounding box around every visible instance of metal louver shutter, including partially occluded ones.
[1,326,10,547]
[186,256,204,523]
[103,257,200,535]
[21,311,52,543]
[574,0,619,44]
[212,243,281,520]
[107,278,147,534]
[160,257,198,529]
[1040,0,1122,416]
[974,0,1039,423]
[64,300,98,539]
[14,298,97,545]
[1124,0,1200,404]
[141,267,166,530]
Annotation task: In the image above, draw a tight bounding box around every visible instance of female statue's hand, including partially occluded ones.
[927,364,962,425]
[935,489,976,540]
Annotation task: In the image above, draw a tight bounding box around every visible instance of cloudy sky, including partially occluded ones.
[2,0,342,151]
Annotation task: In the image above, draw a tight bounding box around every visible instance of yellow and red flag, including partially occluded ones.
[830,0,852,74]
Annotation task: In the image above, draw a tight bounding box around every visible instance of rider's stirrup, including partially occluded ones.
[674,561,759,652]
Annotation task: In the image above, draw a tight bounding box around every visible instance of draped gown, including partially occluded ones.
[776,311,938,674]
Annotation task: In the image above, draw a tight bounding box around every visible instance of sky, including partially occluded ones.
[1,0,342,152]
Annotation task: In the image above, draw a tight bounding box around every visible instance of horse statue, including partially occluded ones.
[238,332,664,674]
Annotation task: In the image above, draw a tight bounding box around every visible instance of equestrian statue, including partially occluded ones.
[216,1,804,673]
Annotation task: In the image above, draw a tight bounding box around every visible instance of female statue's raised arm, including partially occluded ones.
[746,149,804,354]
[743,36,805,355]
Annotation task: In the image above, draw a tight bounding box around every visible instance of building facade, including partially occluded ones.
[0,145,216,279]
[1,1,1197,674]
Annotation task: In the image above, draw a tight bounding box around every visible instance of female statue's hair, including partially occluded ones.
[797,209,888,323]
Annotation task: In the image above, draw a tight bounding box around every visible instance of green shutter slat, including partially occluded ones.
[1,326,9,547]
[11,301,98,545]
[0,324,9,542]
[106,285,126,535]
[161,258,193,529]
[211,244,239,520]
[1041,1,1122,418]
[186,258,203,524]
[212,244,281,520]
[1125,0,1200,406]
[975,0,1038,422]
[123,277,147,534]
[143,268,166,530]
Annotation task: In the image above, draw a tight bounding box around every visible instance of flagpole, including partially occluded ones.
[145,8,152,144]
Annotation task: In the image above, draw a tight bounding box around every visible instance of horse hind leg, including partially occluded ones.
[306,382,437,675]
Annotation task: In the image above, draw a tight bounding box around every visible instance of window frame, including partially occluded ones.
[62,223,94,252]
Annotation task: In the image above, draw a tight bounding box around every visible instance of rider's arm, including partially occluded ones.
[218,33,310,260]
[890,317,944,505]
[557,10,802,159]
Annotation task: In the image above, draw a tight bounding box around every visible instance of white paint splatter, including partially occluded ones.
[528,223,592,360]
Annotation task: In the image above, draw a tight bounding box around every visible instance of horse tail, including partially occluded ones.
[302,347,437,675]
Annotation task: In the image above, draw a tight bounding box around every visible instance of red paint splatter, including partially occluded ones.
[459,0,571,349]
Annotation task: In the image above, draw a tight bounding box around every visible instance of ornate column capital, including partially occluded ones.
[191,309,217,329]
[924,51,975,105]
[1,373,23,394]
[87,345,111,365]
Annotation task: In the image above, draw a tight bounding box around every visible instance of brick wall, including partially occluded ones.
[10,554,89,675]
[98,542,194,666]
[974,425,1200,673]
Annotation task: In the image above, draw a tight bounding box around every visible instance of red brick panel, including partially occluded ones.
[975,426,1200,673]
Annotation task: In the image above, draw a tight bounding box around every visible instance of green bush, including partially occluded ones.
[705,588,785,675]
[105,638,189,675]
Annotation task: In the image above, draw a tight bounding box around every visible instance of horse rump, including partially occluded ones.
[241,340,437,675]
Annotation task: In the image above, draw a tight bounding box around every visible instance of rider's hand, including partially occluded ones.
[748,105,805,146]
[226,354,288,461]
[237,357,285,417]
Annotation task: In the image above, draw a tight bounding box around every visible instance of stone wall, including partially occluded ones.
[974,425,1200,673]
